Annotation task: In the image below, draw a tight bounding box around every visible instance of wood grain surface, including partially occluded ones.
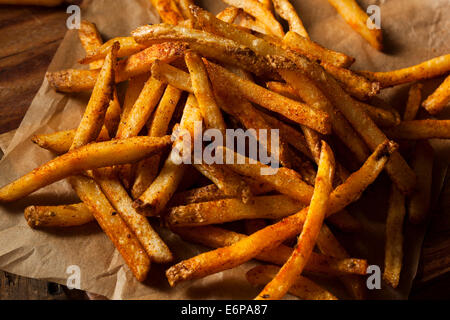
[0,3,448,300]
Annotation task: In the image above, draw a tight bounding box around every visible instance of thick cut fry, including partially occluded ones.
[422,75,450,115]
[404,83,423,121]
[272,0,308,38]
[121,73,150,126]
[386,120,450,140]
[80,37,147,65]
[70,175,150,281]
[93,168,173,263]
[257,142,335,300]
[408,140,434,224]
[32,129,76,154]
[247,265,338,300]
[46,42,187,92]
[167,195,304,227]
[216,6,241,23]
[205,61,331,134]
[185,51,226,130]
[326,0,383,50]
[282,31,354,68]
[78,20,104,70]
[24,203,94,228]
[0,0,63,5]
[383,185,406,288]
[151,59,193,92]
[358,54,450,88]
[222,0,284,38]
[0,136,171,202]
[134,95,203,215]
[166,141,395,286]
[172,226,368,276]
[132,85,182,199]
[150,0,185,25]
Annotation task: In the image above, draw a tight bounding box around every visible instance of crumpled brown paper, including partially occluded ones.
[0,0,449,300]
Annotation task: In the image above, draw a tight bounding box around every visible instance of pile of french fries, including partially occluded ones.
[1,0,450,300]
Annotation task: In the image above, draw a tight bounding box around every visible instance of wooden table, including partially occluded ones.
[0,4,449,300]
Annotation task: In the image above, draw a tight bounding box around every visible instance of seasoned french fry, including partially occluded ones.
[167,195,304,227]
[247,265,338,300]
[172,226,368,276]
[272,0,308,38]
[104,90,122,138]
[24,203,94,228]
[383,184,406,288]
[222,0,284,38]
[46,42,187,92]
[150,0,185,25]
[257,141,335,300]
[166,141,396,286]
[0,136,171,202]
[151,59,193,92]
[78,20,104,70]
[32,129,76,154]
[358,54,450,88]
[120,73,150,126]
[176,0,195,20]
[385,120,450,140]
[422,75,450,115]
[216,6,241,23]
[237,10,274,35]
[327,209,361,233]
[404,83,423,121]
[408,140,434,224]
[326,0,383,50]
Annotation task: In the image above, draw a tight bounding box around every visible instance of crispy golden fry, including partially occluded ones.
[422,75,450,115]
[167,195,304,227]
[0,136,171,202]
[79,37,147,65]
[104,90,122,137]
[408,140,434,225]
[354,99,401,128]
[120,73,150,126]
[358,54,450,88]
[383,184,406,288]
[257,141,335,300]
[216,6,241,23]
[70,175,150,281]
[134,95,203,215]
[24,203,94,228]
[258,0,272,10]
[247,265,338,300]
[132,85,182,199]
[172,226,368,275]
[165,140,395,286]
[316,225,366,299]
[282,31,354,68]
[46,42,187,92]
[237,11,274,35]
[205,60,331,134]
[93,168,173,263]
[132,24,272,76]
[151,59,192,91]
[222,0,284,38]
[78,20,104,70]
[272,0,308,38]
[0,0,63,5]
[32,129,76,154]
[326,0,383,50]
[150,0,185,25]
[176,0,195,20]
[185,51,226,130]
[404,83,423,121]
[386,120,450,140]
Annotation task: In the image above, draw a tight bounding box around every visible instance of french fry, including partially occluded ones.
[120,73,150,126]
[32,129,76,154]
[358,54,450,88]
[257,141,335,300]
[167,195,304,227]
[247,265,338,300]
[222,0,284,38]
[104,90,122,138]
[326,0,383,50]
[272,0,308,38]
[385,120,450,140]
[282,30,354,68]
[422,75,450,115]
[0,136,171,202]
[354,99,401,128]
[24,203,94,228]
[383,185,406,288]
[172,226,368,276]
[166,141,395,286]
[404,83,423,121]
[176,0,195,20]
[134,95,203,216]
[78,20,104,70]
[185,51,226,130]
[46,42,187,92]
[237,11,274,35]
[150,0,185,25]
[408,140,434,224]
[0,0,63,6]
[151,59,193,92]
[216,6,241,23]
[326,209,361,233]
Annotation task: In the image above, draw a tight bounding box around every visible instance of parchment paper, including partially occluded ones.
[0,0,449,300]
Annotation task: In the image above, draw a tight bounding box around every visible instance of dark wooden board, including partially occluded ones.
[0,4,449,300]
